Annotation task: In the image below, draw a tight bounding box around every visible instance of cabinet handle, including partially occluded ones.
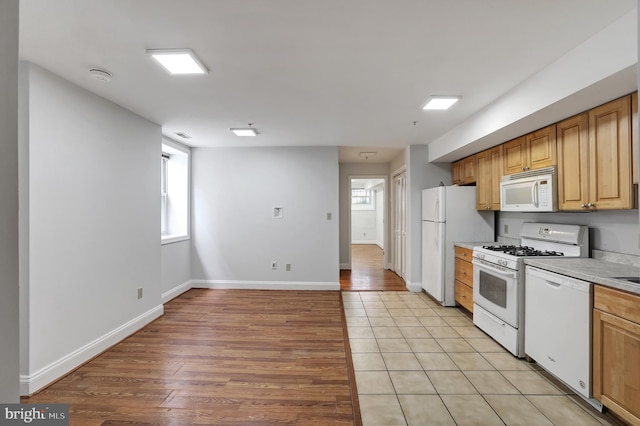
[587,202,594,208]
[581,204,586,209]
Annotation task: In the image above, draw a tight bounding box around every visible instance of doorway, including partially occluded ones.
[341,177,406,291]
[350,177,386,271]
[392,170,407,280]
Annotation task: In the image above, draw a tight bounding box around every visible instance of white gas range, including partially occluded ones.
[471,222,589,357]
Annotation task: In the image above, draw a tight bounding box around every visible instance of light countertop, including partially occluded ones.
[454,241,496,250]
[524,258,640,295]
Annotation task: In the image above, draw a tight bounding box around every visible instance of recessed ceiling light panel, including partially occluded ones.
[230,128,258,137]
[422,96,461,110]
[147,48,208,75]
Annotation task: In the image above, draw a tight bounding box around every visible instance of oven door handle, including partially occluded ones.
[472,259,517,278]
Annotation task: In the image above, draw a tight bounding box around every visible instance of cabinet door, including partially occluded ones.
[588,95,632,210]
[489,146,503,210]
[632,92,638,185]
[593,309,640,425]
[476,146,502,211]
[452,160,462,185]
[527,124,557,170]
[503,136,527,175]
[476,149,493,210]
[557,113,589,210]
[461,155,477,184]
[455,281,473,313]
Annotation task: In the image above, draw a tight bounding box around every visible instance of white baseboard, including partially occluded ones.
[161,280,192,303]
[340,263,350,270]
[406,281,421,292]
[190,280,340,291]
[20,304,164,396]
[351,240,378,245]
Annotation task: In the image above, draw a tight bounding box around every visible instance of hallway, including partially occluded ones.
[341,245,407,292]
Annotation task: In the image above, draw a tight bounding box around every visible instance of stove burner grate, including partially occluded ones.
[481,245,564,257]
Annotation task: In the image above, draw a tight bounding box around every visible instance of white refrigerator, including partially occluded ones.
[421,186,494,306]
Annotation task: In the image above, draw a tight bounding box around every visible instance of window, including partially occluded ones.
[161,153,169,234]
[161,139,190,244]
[352,188,372,205]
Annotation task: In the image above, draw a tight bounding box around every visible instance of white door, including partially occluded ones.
[393,172,406,278]
[421,220,445,301]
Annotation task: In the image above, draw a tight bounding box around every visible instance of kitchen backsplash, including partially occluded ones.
[592,249,640,267]
[497,236,520,245]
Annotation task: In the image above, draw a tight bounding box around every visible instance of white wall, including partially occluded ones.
[0,0,20,403]
[339,163,390,268]
[191,146,339,289]
[20,63,163,394]
[161,240,191,302]
[351,209,378,243]
[499,210,640,256]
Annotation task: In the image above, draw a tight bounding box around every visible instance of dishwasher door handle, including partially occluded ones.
[545,280,561,288]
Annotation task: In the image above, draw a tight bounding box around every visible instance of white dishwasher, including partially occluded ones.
[524,265,601,409]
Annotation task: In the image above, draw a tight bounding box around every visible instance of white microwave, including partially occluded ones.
[500,167,557,212]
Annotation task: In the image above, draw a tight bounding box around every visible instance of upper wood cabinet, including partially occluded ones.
[632,92,638,185]
[588,96,632,210]
[476,146,502,211]
[503,125,557,175]
[452,161,461,185]
[452,155,476,185]
[557,95,633,210]
[557,113,589,210]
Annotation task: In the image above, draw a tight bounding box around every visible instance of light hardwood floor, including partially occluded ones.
[23,289,358,425]
[341,245,406,292]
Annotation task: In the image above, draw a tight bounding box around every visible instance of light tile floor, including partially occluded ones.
[343,291,624,426]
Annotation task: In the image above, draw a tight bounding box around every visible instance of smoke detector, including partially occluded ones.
[89,68,112,83]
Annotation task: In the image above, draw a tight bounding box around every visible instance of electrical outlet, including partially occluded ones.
[326,212,332,220]
[504,224,509,234]
[286,264,291,271]
[137,288,143,299]
[271,261,277,270]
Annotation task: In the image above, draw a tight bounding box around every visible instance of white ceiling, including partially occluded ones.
[19,0,637,162]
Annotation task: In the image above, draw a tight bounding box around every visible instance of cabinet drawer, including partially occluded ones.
[455,246,473,261]
[594,285,640,324]
[455,258,473,286]
[455,280,473,313]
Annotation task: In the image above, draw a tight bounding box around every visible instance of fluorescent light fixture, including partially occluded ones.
[359,152,377,160]
[146,49,208,75]
[230,128,258,137]
[422,95,461,110]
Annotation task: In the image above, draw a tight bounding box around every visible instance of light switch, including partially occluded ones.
[326,212,332,220]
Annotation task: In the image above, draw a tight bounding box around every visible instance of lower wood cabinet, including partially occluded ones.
[593,285,640,425]
[454,246,473,312]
